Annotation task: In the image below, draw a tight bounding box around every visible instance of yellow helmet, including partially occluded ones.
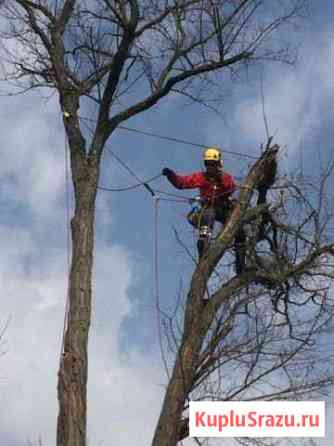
[203,147,222,162]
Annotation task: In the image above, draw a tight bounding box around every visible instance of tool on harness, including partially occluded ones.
[187,196,202,227]
[188,187,217,259]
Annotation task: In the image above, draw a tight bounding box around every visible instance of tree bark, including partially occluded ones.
[151,280,224,446]
[57,138,99,446]
[151,320,204,446]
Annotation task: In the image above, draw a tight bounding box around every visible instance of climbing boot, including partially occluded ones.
[197,226,212,258]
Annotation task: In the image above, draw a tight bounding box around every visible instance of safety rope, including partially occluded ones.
[104,147,157,196]
[152,189,194,201]
[158,197,190,204]
[98,173,161,193]
[81,118,173,373]
[154,196,170,377]
[79,114,258,161]
[117,125,259,160]
[153,181,247,203]
[105,146,145,182]
[76,116,262,366]
[81,115,249,203]
[60,128,72,360]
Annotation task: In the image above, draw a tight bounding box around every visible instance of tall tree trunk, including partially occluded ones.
[151,330,203,446]
[56,142,99,446]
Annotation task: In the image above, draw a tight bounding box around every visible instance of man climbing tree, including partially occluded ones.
[162,147,246,272]
[152,141,334,446]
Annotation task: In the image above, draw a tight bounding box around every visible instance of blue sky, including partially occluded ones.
[1,1,334,445]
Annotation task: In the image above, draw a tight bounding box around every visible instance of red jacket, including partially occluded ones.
[167,170,236,205]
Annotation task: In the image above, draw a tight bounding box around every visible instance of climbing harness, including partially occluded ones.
[196,182,217,258]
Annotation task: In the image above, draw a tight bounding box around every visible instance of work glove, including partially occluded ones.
[162,167,174,177]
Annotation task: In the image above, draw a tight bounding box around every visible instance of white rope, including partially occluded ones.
[59,129,72,360]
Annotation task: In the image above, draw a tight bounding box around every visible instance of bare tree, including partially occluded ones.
[0,1,312,446]
[154,141,334,445]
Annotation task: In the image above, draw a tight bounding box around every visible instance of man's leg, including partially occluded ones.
[187,206,211,257]
[216,200,246,273]
[215,199,233,225]
[197,207,215,258]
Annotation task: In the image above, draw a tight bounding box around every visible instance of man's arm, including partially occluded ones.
[162,169,202,189]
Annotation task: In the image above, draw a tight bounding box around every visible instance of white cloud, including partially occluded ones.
[1,11,334,446]
[0,37,166,444]
[0,224,164,446]
[206,31,334,165]
[0,226,66,444]
[0,97,66,219]
[235,69,310,150]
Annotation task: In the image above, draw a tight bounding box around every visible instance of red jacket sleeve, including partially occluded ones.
[167,171,203,189]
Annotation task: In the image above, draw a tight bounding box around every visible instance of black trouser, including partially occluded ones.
[187,200,231,231]
[187,200,246,271]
